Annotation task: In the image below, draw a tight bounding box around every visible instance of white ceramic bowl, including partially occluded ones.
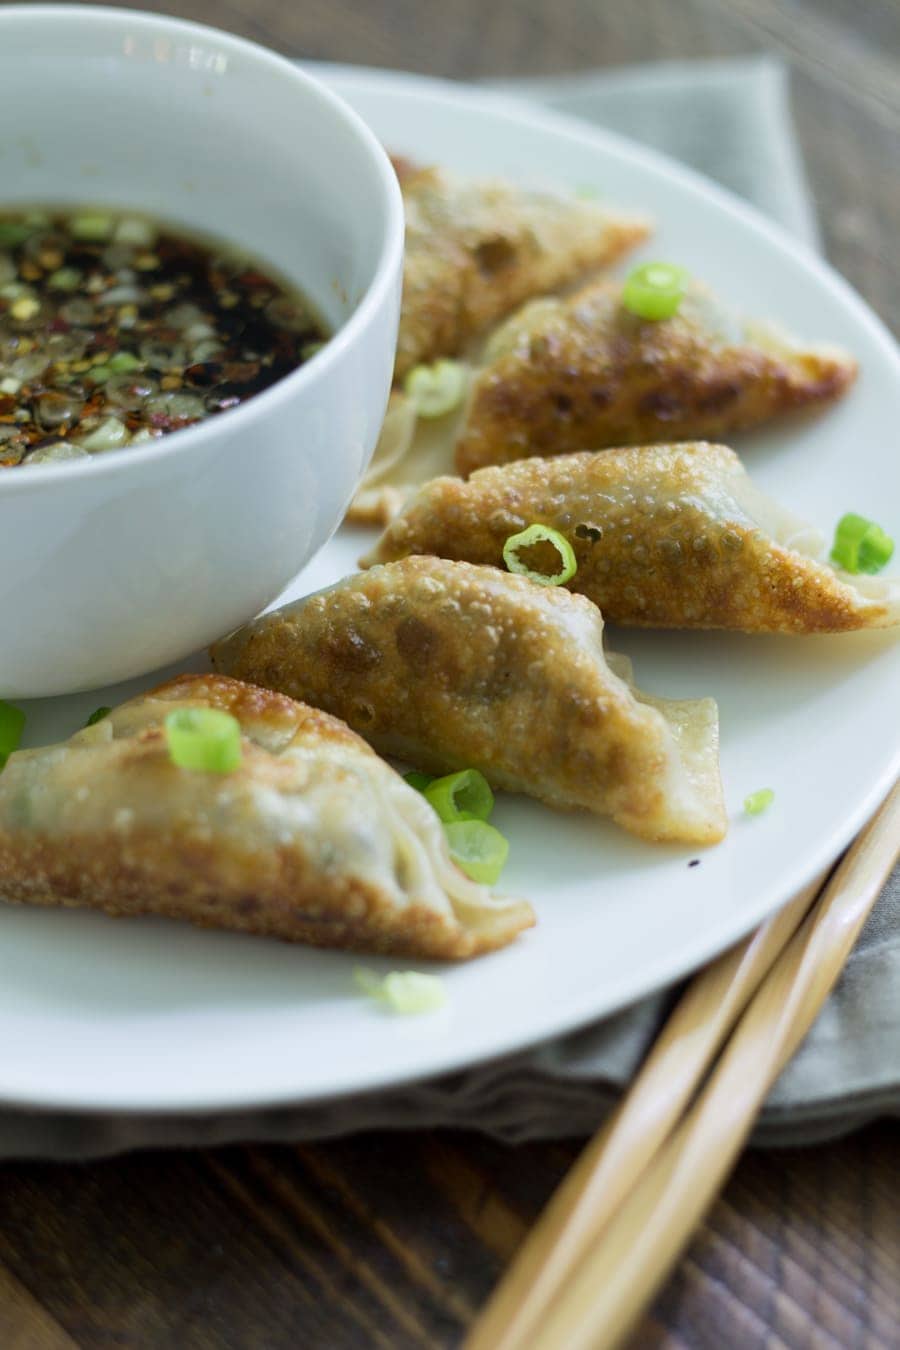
[0,6,403,697]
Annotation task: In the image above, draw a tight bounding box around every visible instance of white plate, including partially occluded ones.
[1,67,898,1114]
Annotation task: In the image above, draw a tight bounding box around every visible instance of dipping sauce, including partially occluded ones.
[0,208,328,467]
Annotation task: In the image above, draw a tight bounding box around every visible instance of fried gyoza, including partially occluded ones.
[393,160,650,381]
[363,444,899,634]
[455,280,857,474]
[212,559,726,845]
[347,277,858,524]
[0,674,533,958]
[347,388,451,525]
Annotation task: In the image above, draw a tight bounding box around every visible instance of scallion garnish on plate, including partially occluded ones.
[444,819,509,885]
[165,707,242,774]
[503,523,577,587]
[622,261,689,321]
[425,769,494,824]
[354,968,447,1014]
[405,764,509,884]
[744,788,775,816]
[403,358,467,418]
[830,513,894,575]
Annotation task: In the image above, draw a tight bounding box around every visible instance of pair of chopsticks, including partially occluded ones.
[466,781,900,1350]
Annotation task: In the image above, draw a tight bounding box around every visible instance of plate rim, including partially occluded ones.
[1,63,898,1117]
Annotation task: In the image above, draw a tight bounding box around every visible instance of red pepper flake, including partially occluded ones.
[240,271,273,287]
[0,208,327,467]
[222,360,260,383]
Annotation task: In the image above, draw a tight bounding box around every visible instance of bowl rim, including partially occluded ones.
[0,4,405,496]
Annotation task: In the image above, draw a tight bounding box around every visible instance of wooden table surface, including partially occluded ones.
[2,1,898,1346]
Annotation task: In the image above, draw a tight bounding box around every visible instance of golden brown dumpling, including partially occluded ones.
[363,444,899,634]
[212,559,726,845]
[455,279,857,474]
[346,276,858,525]
[394,161,650,381]
[0,674,533,959]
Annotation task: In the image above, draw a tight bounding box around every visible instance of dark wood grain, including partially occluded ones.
[0,1125,897,1348]
[1,1,898,1347]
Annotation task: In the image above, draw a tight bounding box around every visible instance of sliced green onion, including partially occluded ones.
[0,700,26,770]
[403,770,435,793]
[502,523,577,587]
[26,442,88,465]
[622,262,689,321]
[108,351,142,373]
[85,706,112,727]
[404,359,467,418]
[69,213,115,242]
[113,216,157,247]
[87,366,113,385]
[425,769,494,824]
[47,267,82,292]
[165,707,242,774]
[830,513,895,575]
[354,968,446,1014]
[744,788,775,816]
[77,415,129,452]
[10,296,40,322]
[445,819,509,885]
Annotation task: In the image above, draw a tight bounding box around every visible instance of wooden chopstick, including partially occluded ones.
[466,782,899,1350]
[521,781,900,1350]
[463,870,827,1350]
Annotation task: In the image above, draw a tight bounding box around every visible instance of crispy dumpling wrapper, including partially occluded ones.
[362,444,900,634]
[345,161,650,526]
[0,674,533,959]
[347,388,459,526]
[393,160,651,381]
[455,280,857,474]
[345,277,857,525]
[212,559,726,845]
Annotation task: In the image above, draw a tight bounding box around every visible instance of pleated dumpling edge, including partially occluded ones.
[211,559,727,847]
[361,444,900,635]
[0,674,535,959]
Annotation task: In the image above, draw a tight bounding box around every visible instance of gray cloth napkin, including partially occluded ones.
[490,58,821,251]
[1,58,896,1159]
